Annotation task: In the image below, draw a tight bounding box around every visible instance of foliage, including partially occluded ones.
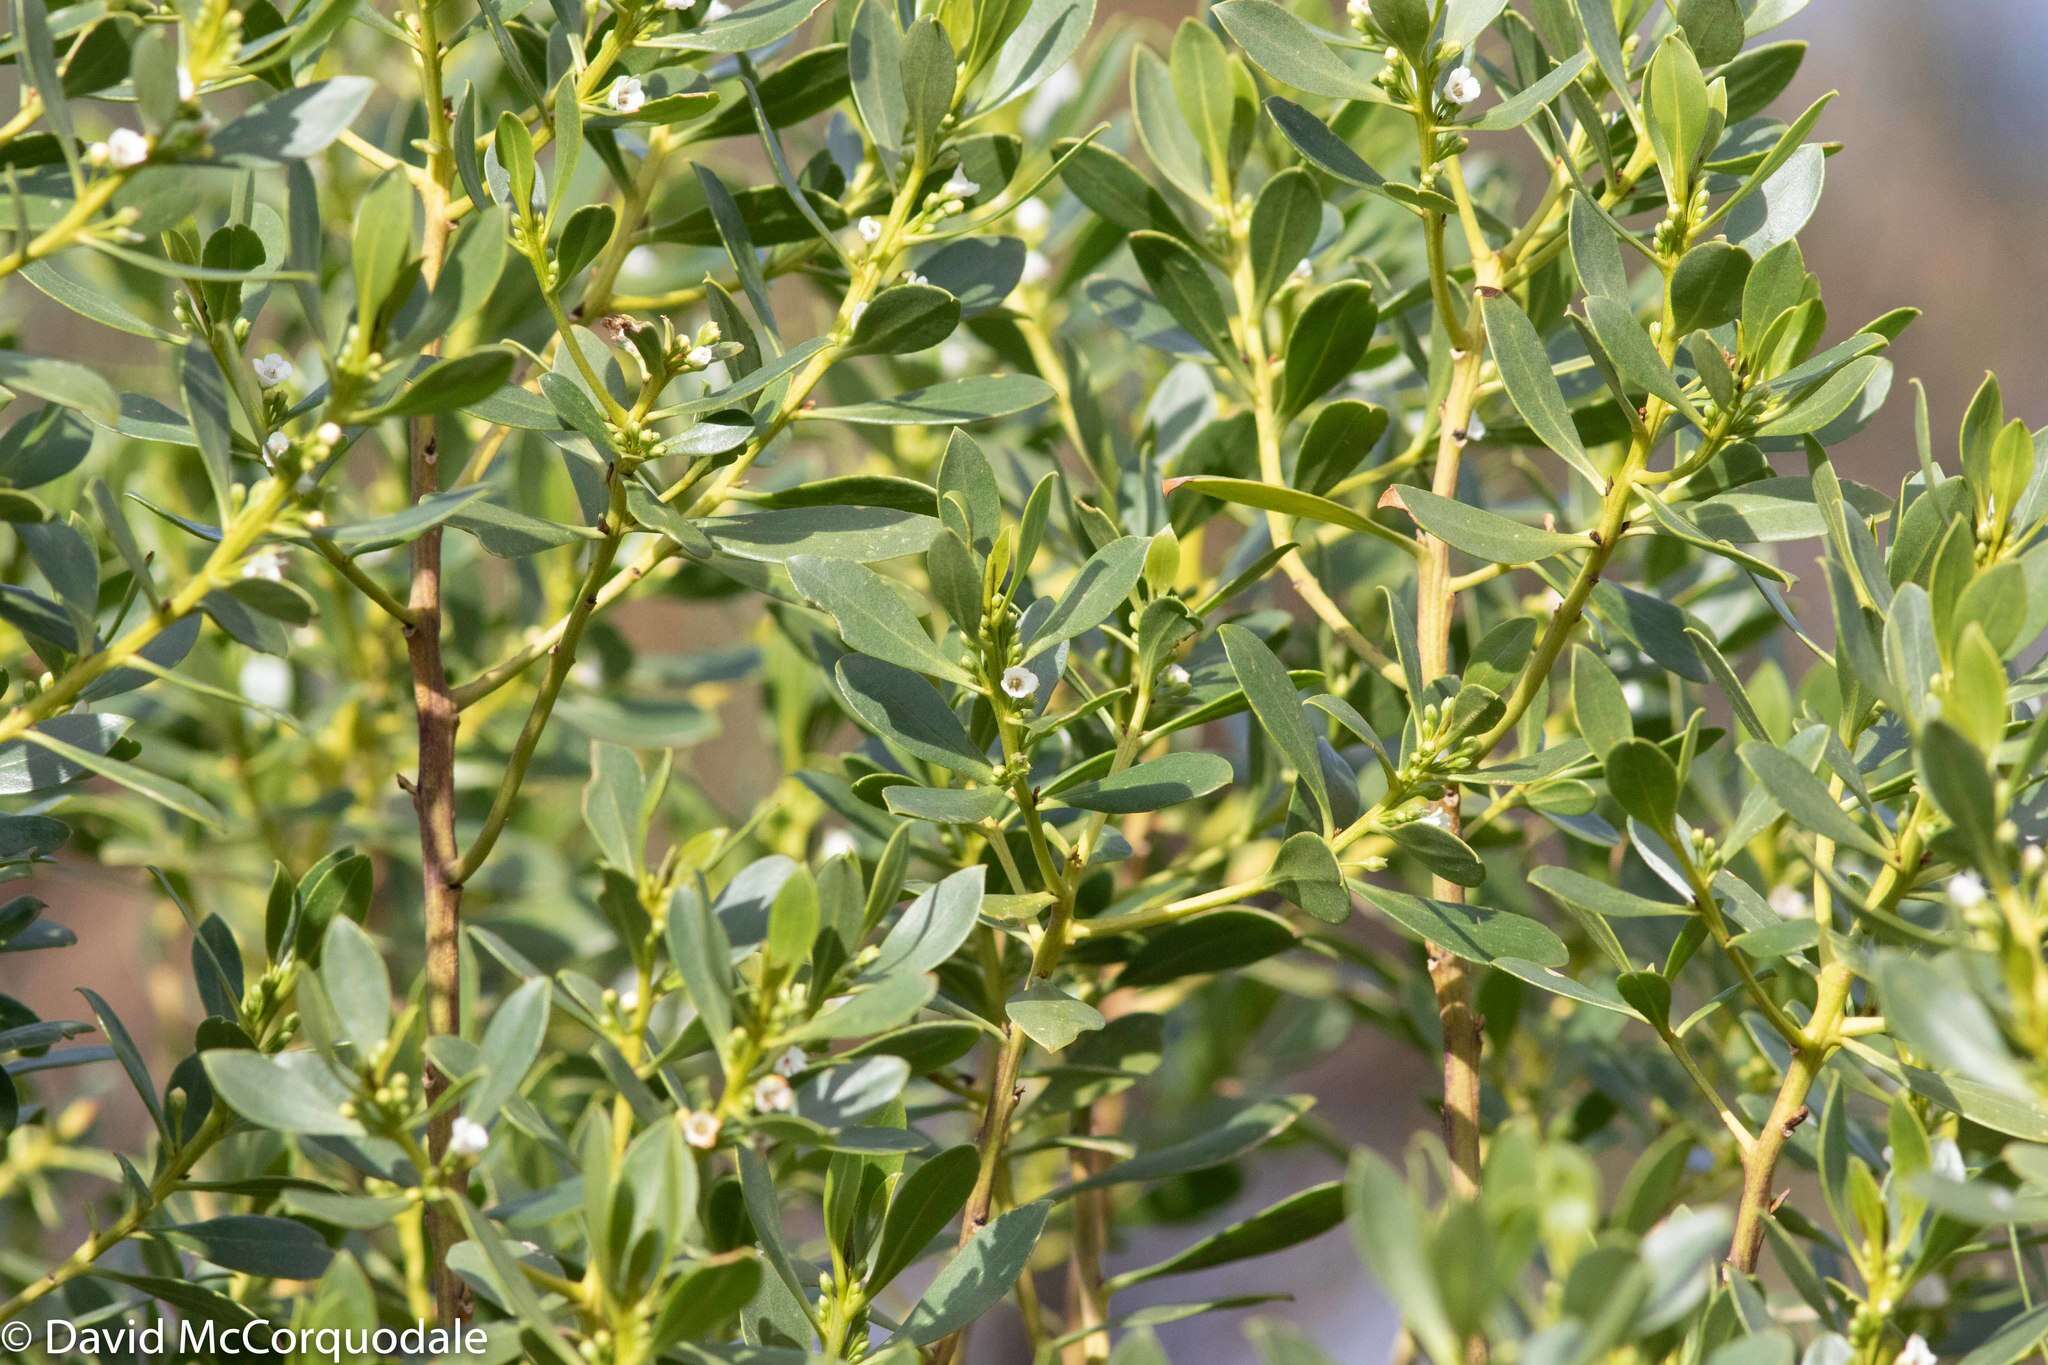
[1,0,2047,1362]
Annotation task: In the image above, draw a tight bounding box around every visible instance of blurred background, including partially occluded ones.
[6,0,2046,1357]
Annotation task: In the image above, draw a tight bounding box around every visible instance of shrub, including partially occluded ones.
[1,0,2046,1361]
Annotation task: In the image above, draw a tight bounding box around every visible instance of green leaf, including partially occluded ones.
[790,555,971,684]
[1172,18,1251,196]
[1269,831,1350,923]
[869,865,986,978]
[1395,486,1585,564]
[649,0,830,52]
[699,505,941,562]
[1356,885,1569,967]
[884,784,1011,824]
[1280,280,1377,417]
[1214,2,1377,99]
[1107,1181,1343,1292]
[164,1215,332,1279]
[77,987,165,1137]
[1570,645,1633,754]
[201,1051,363,1136]
[210,78,373,165]
[1582,296,1705,428]
[806,375,1055,425]
[1166,475,1411,554]
[1295,400,1390,495]
[0,351,119,426]
[1739,740,1888,859]
[849,283,962,356]
[1605,737,1680,832]
[666,885,733,1059]
[319,917,390,1052]
[1264,97,1387,189]
[1129,231,1238,369]
[865,1145,978,1294]
[1248,167,1321,305]
[901,1200,1052,1344]
[1058,752,1233,813]
[1119,908,1297,987]
[849,0,907,164]
[900,18,955,163]
[1133,45,1208,203]
[465,977,550,1124]
[1347,1150,1460,1365]
[1023,535,1147,661]
[1467,52,1594,132]
[1643,34,1709,202]
[22,725,223,828]
[1480,291,1600,488]
[1221,624,1330,830]
[1677,0,1745,65]
[1670,241,1752,334]
[1007,981,1106,1051]
[1916,720,2001,878]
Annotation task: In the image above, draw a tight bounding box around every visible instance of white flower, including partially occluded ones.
[818,827,860,861]
[618,987,640,1013]
[1022,66,1079,138]
[659,0,690,11]
[941,171,979,200]
[263,431,291,461]
[238,656,293,711]
[607,76,645,115]
[902,270,929,286]
[1014,197,1051,235]
[104,127,150,169]
[241,549,286,583]
[702,0,731,17]
[686,344,715,368]
[253,353,294,388]
[848,300,868,329]
[1444,66,1483,107]
[1895,1335,1936,1365]
[1346,0,1369,17]
[1417,804,1452,831]
[857,215,883,243]
[1466,413,1486,441]
[1931,1137,1965,1182]
[752,1074,795,1114]
[681,1109,722,1149]
[1768,886,1809,920]
[1162,663,1190,689]
[448,1117,489,1158]
[774,1047,807,1077]
[316,421,343,447]
[177,66,196,100]
[1947,872,1987,909]
[1000,665,1036,700]
[1020,250,1051,285]
[1292,259,1313,281]
[2024,844,2044,874]
[937,339,973,376]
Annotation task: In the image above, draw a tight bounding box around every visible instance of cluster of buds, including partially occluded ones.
[337,1068,421,1135]
[1399,696,1483,784]
[85,128,151,172]
[1652,184,1712,256]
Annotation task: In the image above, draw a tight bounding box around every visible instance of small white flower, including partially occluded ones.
[1931,1136,1965,1182]
[1905,1274,1950,1309]
[618,987,640,1013]
[857,215,883,243]
[818,827,860,861]
[607,76,645,115]
[1947,872,1987,908]
[774,1046,807,1077]
[1162,663,1191,689]
[1768,886,1809,920]
[295,474,316,496]
[1014,197,1051,235]
[2024,844,2044,874]
[238,656,293,711]
[848,300,869,329]
[1417,804,1452,830]
[316,421,343,447]
[263,431,291,461]
[1346,0,1369,16]
[1465,413,1486,441]
[1292,258,1313,281]
[937,339,973,376]
[702,0,731,17]
[686,344,715,368]
[1000,665,1036,700]
[104,127,150,169]
[660,0,691,11]
[1444,66,1483,107]
[177,66,196,100]
[1020,250,1051,286]
[752,1074,795,1114]
[447,1117,489,1158]
[241,549,286,583]
[253,353,294,388]
[1895,1335,1937,1365]
[902,270,929,286]
[942,171,979,200]
[681,1109,722,1148]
